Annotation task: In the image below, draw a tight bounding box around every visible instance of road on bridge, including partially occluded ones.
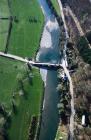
[0,51,62,69]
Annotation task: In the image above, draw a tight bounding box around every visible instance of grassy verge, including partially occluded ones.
[0,57,43,140]
[51,0,60,16]
[8,0,44,58]
[55,125,67,140]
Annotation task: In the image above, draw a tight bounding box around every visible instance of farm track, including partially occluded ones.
[66,5,91,49]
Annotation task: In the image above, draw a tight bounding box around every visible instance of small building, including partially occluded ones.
[82,115,86,126]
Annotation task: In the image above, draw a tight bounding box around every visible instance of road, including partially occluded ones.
[57,1,75,139]
[57,0,69,39]
[0,51,28,63]
[62,60,75,140]
[57,0,69,67]
[0,51,62,69]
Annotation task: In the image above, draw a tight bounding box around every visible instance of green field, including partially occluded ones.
[7,0,44,58]
[0,0,10,52]
[0,0,44,139]
[51,0,60,16]
[0,20,9,52]
[0,57,28,105]
[0,57,43,140]
[0,0,10,17]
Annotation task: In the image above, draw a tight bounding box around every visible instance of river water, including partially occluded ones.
[37,0,61,140]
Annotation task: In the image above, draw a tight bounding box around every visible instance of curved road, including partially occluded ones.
[62,60,75,140]
[57,0,75,139]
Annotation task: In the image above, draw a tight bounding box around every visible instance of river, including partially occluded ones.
[37,0,61,140]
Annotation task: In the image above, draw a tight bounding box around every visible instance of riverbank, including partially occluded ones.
[50,0,60,16]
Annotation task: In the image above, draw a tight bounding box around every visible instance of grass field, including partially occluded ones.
[51,0,60,16]
[8,0,44,58]
[0,57,43,140]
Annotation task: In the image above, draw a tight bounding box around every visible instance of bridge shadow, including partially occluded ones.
[28,63,60,70]
[33,64,60,70]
